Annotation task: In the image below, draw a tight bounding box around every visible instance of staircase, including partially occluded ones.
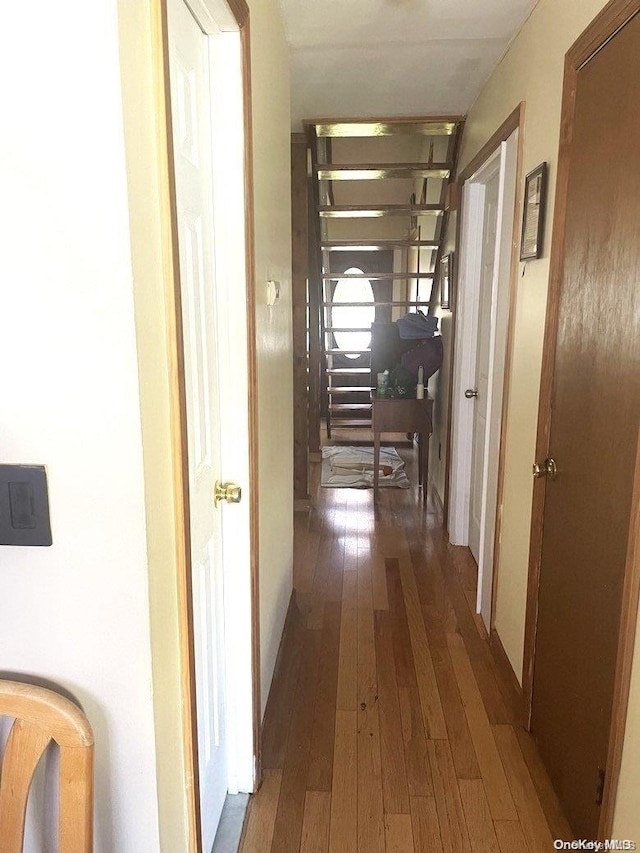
[305,117,465,438]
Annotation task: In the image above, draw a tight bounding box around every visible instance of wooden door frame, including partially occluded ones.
[444,105,524,629]
[291,134,311,506]
[522,0,640,838]
[151,0,260,849]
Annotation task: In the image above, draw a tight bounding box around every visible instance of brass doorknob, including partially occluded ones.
[214,481,242,507]
[532,458,557,481]
[465,389,479,399]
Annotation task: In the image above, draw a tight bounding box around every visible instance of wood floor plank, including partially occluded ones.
[493,821,530,853]
[300,791,331,853]
[336,570,358,711]
[344,490,361,575]
[398,685,433,798]
[446,634,517,822]
[329,710,357,853]
[429,640,482,780]
[271,629,322,853]
[320,492,347,607]
[493,725,555,852]
[399,556,448,739]
[293,509,311,592]
[374,609,410,814]
[357,526,374,610]
[241,770,282,853]
[426,534,513,725]
[357,601,385,853]
[385,813,415,853]
[396,504,458,640]
[408,541,480,781]
[306,496,337,629]
[261,600,306,770]
[307,594,326,632]
[409,547,457,646]
[372,552,390,610]
[307,602,341,791]
[300,526,322,595]
[387,558,433,797]
[428,739,472,853]
[387,558,415,682]
[410,796,444,852]
[458,779,501,853]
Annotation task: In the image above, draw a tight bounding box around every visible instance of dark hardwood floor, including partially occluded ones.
[241,445,571,852]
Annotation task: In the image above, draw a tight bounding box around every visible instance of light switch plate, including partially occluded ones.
[266,280,280,306]
[0,465,52,546]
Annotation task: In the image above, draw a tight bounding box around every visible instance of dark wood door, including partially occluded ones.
[530,10,640,838]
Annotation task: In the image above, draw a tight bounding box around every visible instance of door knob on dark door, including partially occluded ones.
[465,389,479,399]
[532,458,558,481]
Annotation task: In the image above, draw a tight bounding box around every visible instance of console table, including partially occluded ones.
[371,394,434,500]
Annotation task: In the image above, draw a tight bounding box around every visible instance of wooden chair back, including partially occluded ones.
[0,680,94,853]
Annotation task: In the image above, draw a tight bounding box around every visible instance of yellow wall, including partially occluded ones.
[455,0,639,836]
[117,1,189,847]
[247,0,295,716]
[614,602,640,837]
[459,0,617,682]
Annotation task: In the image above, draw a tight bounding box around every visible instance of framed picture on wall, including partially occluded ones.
[440,252,454,310]
[520,162,548,260]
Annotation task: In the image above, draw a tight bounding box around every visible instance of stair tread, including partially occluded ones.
[324,349,371,355]
[316,163,451,180]
[329,403,372,411]
[322,272,434,280]
[326,368,370,375]
[319,204,444,219]
[324,327,372,333]
[321,240,439,250]
[322,300,431,308]
[311,118,461,138]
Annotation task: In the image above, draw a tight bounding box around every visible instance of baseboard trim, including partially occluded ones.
[489,627,524,726]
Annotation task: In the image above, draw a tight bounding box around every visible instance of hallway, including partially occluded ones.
[241,450,572,852]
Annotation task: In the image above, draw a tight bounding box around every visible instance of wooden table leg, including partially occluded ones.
[373,431,380,501]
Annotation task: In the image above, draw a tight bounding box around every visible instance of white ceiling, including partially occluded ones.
[281,0,538,129]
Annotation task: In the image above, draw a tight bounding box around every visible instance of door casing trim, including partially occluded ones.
[445,104,525,640]
[522,0,640,838]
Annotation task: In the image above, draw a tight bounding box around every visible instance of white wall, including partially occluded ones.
[248,0,295,716]
[0,1,160,850]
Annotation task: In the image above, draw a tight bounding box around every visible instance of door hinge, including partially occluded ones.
[595,767,605,806]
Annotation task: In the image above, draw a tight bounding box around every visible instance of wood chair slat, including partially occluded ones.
[0,718,51,853]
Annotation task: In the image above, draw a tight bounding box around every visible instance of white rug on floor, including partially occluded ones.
[321,445,410,489]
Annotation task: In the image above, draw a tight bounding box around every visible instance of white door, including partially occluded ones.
[468,172,500,562]
[168,0,228,846]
